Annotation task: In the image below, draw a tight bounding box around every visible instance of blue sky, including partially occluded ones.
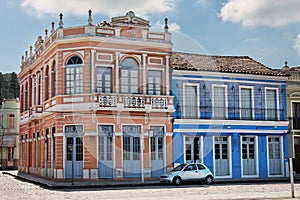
[1,0,300,73]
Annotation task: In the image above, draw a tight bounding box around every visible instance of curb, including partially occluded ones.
[2,171,291,189]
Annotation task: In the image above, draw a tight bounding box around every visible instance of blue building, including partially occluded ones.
[171,52,289,179]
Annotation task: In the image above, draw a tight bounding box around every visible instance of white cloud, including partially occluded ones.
[20,0,178,17]
[294,32,300,55]
[220,0,300,27]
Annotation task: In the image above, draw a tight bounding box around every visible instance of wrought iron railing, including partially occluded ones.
[176,106,286,121]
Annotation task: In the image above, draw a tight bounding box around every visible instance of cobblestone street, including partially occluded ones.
[1,172,299,200]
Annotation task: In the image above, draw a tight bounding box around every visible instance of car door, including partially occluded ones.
[182,164,198,181]
[197,164,209,180]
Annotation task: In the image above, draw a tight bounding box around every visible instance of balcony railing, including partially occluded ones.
[151,97,167,109]
[99,96,117,107]
[176,106,286,121]
[96,94,173,110]
[123,96,145,108]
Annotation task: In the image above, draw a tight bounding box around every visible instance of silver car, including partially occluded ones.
[160,163,214,185]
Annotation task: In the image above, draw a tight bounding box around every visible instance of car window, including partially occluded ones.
[184,164,197,171]
[197,164,206,170]
[171,164,186,171]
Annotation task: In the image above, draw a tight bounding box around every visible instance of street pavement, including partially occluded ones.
[0,171,299,200]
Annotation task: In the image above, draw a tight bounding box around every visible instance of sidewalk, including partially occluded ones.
[2,171,161,189]
[1,170,291,189]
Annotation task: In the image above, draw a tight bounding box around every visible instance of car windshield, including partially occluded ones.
[171,164,186,171]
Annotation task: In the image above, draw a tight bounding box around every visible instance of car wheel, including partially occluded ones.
[173,177,181,185]
[205,175,213,184]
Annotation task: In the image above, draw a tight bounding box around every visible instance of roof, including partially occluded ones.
[171,52,285,76]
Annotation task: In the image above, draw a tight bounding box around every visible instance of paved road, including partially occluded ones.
[0,172,299,200]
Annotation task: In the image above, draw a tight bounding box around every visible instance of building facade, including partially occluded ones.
[18,11,174,180]
[283,63,300,176]
[171,52,289,179]
[0,99,20,169]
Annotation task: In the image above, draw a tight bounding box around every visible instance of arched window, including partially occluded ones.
[51,61,56,97]
[65,56,83,94]
[25,82,28,111]
[45,66,50,100]
[120,58,139,94]
[21,85,24,112]
[37,75,41,105]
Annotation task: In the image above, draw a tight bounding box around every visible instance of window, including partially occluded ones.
[213,86,227,119]
[45,66,50,100]
[148,70,162,95]
[96,67,112,93]
[7,114,14,129]
[240,87,253,120]
[65,56,83,94]
[37,75,41,105]
[292,102,300,129]
[266,89,278,120]
[120,58,139,94]
[66,137,73,161]
[184,84,198,118]
[51,61,56,97]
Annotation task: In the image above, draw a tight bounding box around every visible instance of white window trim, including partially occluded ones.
[240,135,259,178]
[212,84,228,120]
[266,136,284,177]
[183,135,203,164]
[291,100,300,131]
[182,82,200,119]
[239,86,255,120]
[147,70,163,95]
[213,135,232,178]
[265,87,280,121]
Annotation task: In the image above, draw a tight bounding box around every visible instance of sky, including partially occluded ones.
[1,0,300,73]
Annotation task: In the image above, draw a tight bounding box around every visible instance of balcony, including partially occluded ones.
[97,93,173,112]
[176,105,286,121]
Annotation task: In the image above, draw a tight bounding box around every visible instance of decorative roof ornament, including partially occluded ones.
[59,13,64,28]
[164,18,169,32]
[88,10,93,26]
[45,29,48,39]
[51,22,55,33]
[126,11,135,23]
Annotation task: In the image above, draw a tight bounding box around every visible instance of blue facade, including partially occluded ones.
[172,70,289,179]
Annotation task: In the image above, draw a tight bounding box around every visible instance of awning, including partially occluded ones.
[0,137,16,147]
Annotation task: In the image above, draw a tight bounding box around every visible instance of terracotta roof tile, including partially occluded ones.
[171,52,285,76]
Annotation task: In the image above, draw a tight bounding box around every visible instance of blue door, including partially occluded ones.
[98,125,114,178]
[150,126,164,177]
[65,125,83,179]
[123,125,141,178]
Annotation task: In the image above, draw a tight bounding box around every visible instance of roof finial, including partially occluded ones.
[88,10,93,26]
[51,21,55,33]
[45,29,48,39]
[284,61,288,67]
[21,55,24,64]
[59,13,64,28]
[164,18,169,32]
[30,46,33,57]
